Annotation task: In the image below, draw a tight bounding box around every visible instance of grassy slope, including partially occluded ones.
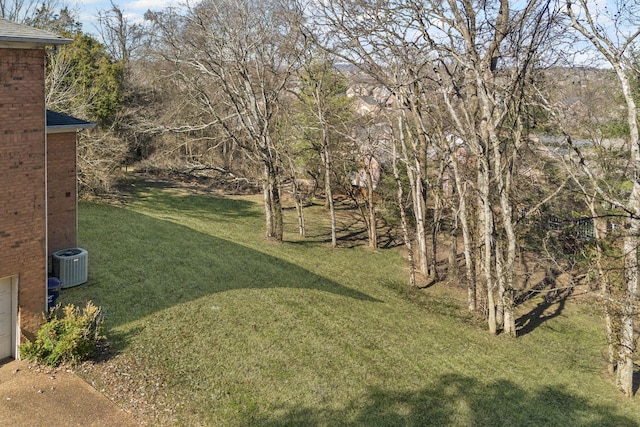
[60,182,640,426]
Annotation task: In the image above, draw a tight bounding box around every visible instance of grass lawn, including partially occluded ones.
[60,179,640,426]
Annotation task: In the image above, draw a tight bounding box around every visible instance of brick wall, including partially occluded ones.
[47,132,77,254]
[0,48,47,338]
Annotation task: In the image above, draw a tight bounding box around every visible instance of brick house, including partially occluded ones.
[46,110,94,254]
[0,18,92,360]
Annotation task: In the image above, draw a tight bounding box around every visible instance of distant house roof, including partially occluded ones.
[0,17,70,46]
[46,110,95,134]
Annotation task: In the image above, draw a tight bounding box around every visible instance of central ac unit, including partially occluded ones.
[52,248,88,288]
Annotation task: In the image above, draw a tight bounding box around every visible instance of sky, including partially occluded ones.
[70,0,636,70]
[72,0,174,34]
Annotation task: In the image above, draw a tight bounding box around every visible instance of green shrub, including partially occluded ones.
[20,301,105,366]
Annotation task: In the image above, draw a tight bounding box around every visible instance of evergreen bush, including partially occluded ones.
[20,301,104,366]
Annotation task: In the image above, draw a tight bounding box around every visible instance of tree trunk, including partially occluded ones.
[495,240,506,331]
[264,158,283,242]
[430,191,442,280]
[272,177,283,242]
[393,129,416,287]
[365,158,378,249]
[399,116,429,275]
[451,152,476,311]
[322,136,337,247]
[478,154,497,334]
[587,197,616,375]
[493,133,517,337]
[293,180,306,238]
[287,157,305,238]
[263,163,275,239]
[447,226,458,281]
[412,164,428,274]
[619,199,638,397]
[615,64,640,397]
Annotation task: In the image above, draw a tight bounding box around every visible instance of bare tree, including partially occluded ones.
[563,0,640,397]
[0,0,63,24]
[309,0,439,277]
[296,55,353,247]
[313,0,557,335]
[417,0,557,335]
[96,1,148,63]
[392,115,417,286]
[148,0,306,241]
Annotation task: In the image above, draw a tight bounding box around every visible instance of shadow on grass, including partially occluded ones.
[515,266,572,337]
[128,181,402,249]
[515,292,568,337]
[63,203,380,332]
[248,373,637,427]
[127,183,262,221]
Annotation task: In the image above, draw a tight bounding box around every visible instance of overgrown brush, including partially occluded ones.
[20,301,104,366]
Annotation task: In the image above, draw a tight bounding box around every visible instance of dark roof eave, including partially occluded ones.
[46,110,95,132]
[46,123,96,134]
[0,35,71,45]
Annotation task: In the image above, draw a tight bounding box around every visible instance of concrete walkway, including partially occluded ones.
[0,359,139,426]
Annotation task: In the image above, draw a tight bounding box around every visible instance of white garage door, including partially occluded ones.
[0,277,13,360]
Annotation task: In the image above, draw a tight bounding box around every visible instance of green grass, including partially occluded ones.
[60,180,640,426]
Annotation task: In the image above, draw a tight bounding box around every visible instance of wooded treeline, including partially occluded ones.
[5,0,639,396]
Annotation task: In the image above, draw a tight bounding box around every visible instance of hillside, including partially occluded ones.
[57,178,640,426]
